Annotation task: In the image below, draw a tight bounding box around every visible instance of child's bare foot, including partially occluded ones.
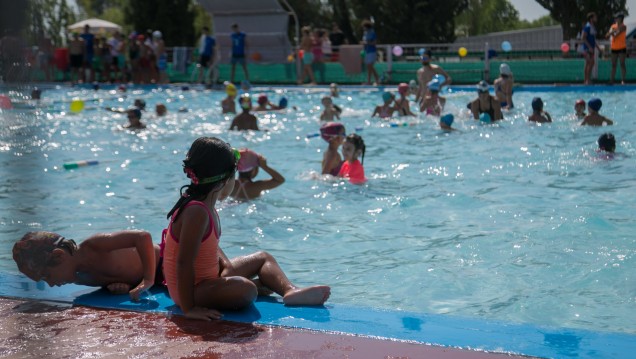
[283,285,331,306]
[107,283,131,294]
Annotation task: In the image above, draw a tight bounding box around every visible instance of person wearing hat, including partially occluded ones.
[469,80,503,121]
[152,30,168,84]
[394,83,416,117]
[606,12,627,85]
[372,91,396,118]
[581,98,613,126]
[439,114,457,132]
[221,82,237,114]
[230,149,285,201]
[574,99,586,119]
[230,94,259,131]
[124,108,146,129]
[415,50,451,105]
[528,97,552,123]
[494,63,514,110]
[420,78,446,116]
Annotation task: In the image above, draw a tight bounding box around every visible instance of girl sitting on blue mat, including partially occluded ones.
[162,137,330,320]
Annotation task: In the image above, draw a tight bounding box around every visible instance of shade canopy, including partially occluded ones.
[68,18,122,33]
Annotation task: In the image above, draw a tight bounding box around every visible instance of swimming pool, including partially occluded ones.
[1,84,634,339]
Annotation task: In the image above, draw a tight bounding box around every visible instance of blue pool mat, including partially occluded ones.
[0,272,634,359]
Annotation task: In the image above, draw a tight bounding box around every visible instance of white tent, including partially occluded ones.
[68,18,122,34]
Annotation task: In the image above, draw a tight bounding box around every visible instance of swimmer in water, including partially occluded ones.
[221,82,237,114]
[394,83,416,117]
[155,103,167,117]
[230,149,285,201]
[253,94,283,112]
[494,63,514,110]
[330,83,339,98]
[320,96,342,122]
[420,78,445,116]
[439,114,457,132]
[528,97,552,123]
[470,80,503,121]
[230,94,259,130]
[338,133,367,184]
[574,99,586,119]
[597,132,616,153]
[372,92,396,118]
[581,98,613,126]
[320,122,346,176]
[124,108,146,129]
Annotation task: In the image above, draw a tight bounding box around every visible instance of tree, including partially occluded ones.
[455,0,520,37]
[27,0,77,46]
[536,0,628,40]
[124,0,196,46]
[347,0,469,43]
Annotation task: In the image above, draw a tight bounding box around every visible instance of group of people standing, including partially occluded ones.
[580,11,628,85]
[68,24,168,84]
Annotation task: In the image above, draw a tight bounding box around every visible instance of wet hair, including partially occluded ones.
[167,137,238,222]
[598,133,616,153]
[345,134,366,165]
[13,232,78,281]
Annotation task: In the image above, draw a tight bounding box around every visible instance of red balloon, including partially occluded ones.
[298,50,304,59]
[560,43,570,53]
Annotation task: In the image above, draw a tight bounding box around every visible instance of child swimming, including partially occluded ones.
[230,148,285,201]
[163,137,330,320]
[528,97,552,123]
[221,82,237,114]
[372,92,396,118]
[13,230,159,301]
[338,133,366,184]
[420,78,445,116]
[394,83,416,117]
[439,114,456,131]
[230,94,259,130]
[574,99,586,119]
[597,132,616,153]
[124,108,146,129]
[581,98,613,126]
[320,96,342,122]
[320,122,346,175]
[253,94,284,112]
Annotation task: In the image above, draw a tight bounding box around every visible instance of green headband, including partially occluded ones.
[195,149,241,185]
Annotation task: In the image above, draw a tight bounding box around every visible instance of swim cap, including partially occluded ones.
[225,82,237,97]
[382,91,394,102]
[500,63,512,76]
[152,30,162,38]
[330,83,338,88]
[440,114,454,127]
[278,97,288,109]
[398,83,409,95]
[408,79,417,89]
[319,122,346,142]
[479,113,492,123]
[588,98,602,112]
[239,93,252,110]
[257,94,268,105]
[531,97,543,111]
[433,74,446,84]
[598,133,616,152]
[237,148,260,172]
[134,99,146,110]
[427,79,441,92]
[477,80,489,92]
[575,99,585,106]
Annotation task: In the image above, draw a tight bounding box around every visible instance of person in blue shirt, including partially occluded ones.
[197,26,219,84]
[582,12,601,85]
[80,24,95,83]
[230,23,249,83]
[361,19,379,85]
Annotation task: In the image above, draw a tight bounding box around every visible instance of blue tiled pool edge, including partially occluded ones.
[0,272,633,359]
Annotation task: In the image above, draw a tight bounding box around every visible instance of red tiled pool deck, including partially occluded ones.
[0,298,534,358]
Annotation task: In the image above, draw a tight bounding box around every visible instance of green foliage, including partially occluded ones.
[27,0,77,47]
[455,0,520,37]
[536,0,628,39]
[193,3,213,37]
[124,0,196,46]
[347,0,469,43]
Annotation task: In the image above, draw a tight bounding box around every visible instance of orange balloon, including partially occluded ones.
[251,52,262,61]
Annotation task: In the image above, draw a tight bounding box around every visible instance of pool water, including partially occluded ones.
[1,84,634,336]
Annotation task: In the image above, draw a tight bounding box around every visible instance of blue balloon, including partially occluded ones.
[501,41,512,52]
[418,48,426,56]
[433,74,446,84]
